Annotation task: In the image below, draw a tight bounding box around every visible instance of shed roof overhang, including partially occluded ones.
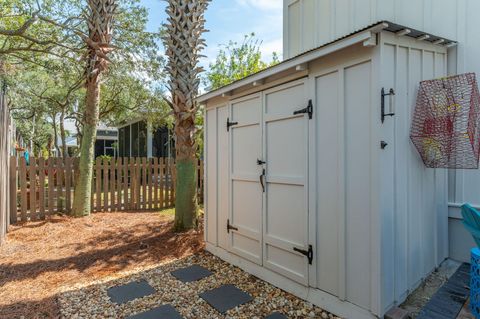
[197,21,456,104]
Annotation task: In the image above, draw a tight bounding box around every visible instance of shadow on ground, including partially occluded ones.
[0,212,204,319]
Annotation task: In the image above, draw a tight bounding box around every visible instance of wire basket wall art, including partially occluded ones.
[410,73,480,168]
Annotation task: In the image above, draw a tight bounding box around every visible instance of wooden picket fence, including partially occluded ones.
[10,157,204,223]
[0,84,11,244]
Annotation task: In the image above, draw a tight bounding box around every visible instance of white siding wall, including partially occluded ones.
[378,33,448,312]
[205,104,229,250]
[311,44,380,315]
[283,0,480,265]
[283,0,467,60]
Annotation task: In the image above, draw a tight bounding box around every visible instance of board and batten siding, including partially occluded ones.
[284,0,480,265]
[284,0,466,60]
[204,105,229,250]
[378,33,448,311]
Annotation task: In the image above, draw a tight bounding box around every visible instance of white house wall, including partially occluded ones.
[283,0,462,60]
[283,0,480,273]
[379,33,448,312]
[447,0,480,263]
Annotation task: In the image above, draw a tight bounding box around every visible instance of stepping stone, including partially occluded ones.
[127,304,183,319]
[107,280,155,304]
[200,284,253,314]
[171,264,213,283]
[264,312,288,319]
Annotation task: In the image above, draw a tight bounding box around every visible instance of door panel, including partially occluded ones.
[229,94,263,264]
[218,106,229,250]
[263,81,310,285]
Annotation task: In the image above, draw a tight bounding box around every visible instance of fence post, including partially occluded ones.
[9,156,17,223]
[38,157,45,219]
[65,157,72,214]
[29,157,37,220]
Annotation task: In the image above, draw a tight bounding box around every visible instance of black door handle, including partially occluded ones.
[259,168,265,192]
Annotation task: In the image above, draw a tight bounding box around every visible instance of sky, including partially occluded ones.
[140,0,284,67]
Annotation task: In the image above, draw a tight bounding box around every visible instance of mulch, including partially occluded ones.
[0,211,204,319]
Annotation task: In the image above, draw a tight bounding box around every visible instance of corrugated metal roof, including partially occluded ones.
[198,21,456,102]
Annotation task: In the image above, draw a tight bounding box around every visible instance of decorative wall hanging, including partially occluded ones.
[410,73,480,168]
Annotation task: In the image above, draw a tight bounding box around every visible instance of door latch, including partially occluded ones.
[226,118,238,131]
[257,159,266,165]
[293,99,313,119]
[259,168,265,193]
[293,245,313,265]
[227,219,238,233]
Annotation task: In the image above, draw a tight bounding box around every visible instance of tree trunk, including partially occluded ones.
[60,110,68,158]
[174,157,197,230]
[72,80,100,217]
[163,0,209,231]
[173,112,198,231]
[51,114,61,157]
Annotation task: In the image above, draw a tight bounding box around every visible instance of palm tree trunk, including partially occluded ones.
[71,0,116,217]
[174,112,197,230]
[72,80,99,216]
[163,0,209,231]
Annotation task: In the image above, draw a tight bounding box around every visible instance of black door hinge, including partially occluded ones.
[227,219,238,233]
[294,245,313,265]
[293,99,313,119]
[227,118,238,131]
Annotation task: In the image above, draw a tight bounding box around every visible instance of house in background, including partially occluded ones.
[55,136,78,157]
[201,1,480,318]
[117,118,174,158]
[53,124,118,158]
[95,124,118,158]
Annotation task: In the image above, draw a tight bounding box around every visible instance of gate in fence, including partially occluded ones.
[10,157,204,223]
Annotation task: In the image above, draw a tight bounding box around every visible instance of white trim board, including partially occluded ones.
[205,243,377,319]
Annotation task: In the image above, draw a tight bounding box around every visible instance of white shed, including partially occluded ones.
[200,22,453,319]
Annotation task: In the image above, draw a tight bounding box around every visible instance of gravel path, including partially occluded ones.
[58,251,341,319]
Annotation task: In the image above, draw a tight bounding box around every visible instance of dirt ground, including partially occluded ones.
[0,210,204,319]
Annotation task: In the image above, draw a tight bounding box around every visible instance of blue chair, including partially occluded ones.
[461,203,480,248]
[462,204,480,317]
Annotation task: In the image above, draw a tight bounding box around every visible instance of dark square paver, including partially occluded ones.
[264,312,288,319]
[107,280,155,304]
[127,304,183,319]
[171,264,213,283]
[200,284,253,314]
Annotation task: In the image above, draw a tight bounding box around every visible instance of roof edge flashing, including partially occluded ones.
[197,30,374,103]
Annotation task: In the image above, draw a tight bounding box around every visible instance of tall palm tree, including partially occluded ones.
[163,0,209,230]
[72,0,116,217]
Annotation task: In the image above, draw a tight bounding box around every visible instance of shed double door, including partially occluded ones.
[228,79,311,285]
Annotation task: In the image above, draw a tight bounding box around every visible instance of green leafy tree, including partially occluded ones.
[204,33,280,90]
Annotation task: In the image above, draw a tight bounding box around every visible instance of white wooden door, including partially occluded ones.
[262,80,310,285]
[228,94,263,265]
